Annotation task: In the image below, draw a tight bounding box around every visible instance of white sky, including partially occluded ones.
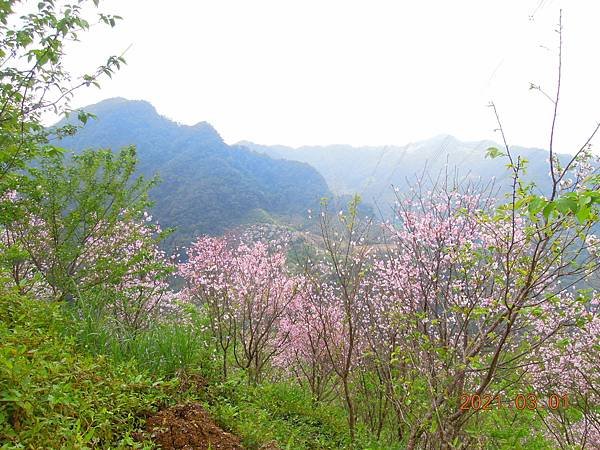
[63,0,600,152]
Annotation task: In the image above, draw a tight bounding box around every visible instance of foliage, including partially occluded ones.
[0,0,123,197]
[72,300,220,381]
[0,147,177,333]
[1,2,598,449]
[205,376,354,449]
[177,176,600,448]
[0,286,176,449]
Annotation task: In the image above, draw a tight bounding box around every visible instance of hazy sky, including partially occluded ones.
[63,0,600,152]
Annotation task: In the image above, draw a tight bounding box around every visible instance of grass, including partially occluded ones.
[0,289,364,449]
[72,301,219,380]
[64,297,380,449]
[0,287,564,449]
[0,288,179,449]
[204,377,353,449]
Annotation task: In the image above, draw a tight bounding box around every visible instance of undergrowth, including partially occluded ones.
[0,290,370,449]
[0,289,177,449]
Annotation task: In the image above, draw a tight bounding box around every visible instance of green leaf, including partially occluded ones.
[576,205,591,224]
[581,195,593,206]
[77,110,95,125]
[527,196,546,216]
[530,306,543,318]
[555,197,578,215]
[485,147,505,159]
[44,146,64,158]
[543,202,555,221]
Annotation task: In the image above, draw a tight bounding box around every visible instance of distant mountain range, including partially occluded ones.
[57,98,331,248]
[240,136,573,215]
[57,97,574,247]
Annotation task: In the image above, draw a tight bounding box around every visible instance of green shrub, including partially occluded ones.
[0,289,176,449]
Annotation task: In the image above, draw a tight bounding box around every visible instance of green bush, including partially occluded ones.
[0,289,177,449]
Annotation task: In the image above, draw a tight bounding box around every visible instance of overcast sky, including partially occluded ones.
[63,0,600,152]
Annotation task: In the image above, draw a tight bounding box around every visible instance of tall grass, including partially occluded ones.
[69,298,219,380]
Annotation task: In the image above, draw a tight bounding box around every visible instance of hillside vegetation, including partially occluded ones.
[0,288,174,448]
[0,1,599,449]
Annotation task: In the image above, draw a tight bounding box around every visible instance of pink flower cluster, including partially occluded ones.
[179,236,301,380]
[1,200,176,330]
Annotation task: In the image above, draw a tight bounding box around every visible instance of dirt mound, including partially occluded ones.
[145,402,243,449]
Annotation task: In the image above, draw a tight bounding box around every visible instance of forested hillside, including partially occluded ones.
[58,98,331,246]
[1,1,599,449]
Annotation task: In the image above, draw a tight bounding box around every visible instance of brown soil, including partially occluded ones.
[144,402,243,449]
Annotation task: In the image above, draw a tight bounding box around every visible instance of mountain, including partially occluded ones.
[239,135,574,214]
[57,98,331,248]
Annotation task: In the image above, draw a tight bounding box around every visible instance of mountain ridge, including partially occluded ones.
[57,98,331,247]
[237,136,571,214]
[57,97,579,242]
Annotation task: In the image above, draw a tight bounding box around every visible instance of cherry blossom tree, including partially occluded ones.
[180,236,301,383]
[274,283,337,403]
